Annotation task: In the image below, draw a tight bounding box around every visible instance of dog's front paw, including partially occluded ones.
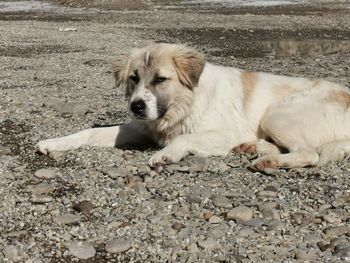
[35,139,64,155]
[148,148,183,171]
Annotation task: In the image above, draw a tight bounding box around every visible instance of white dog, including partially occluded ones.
[36,43,350,172]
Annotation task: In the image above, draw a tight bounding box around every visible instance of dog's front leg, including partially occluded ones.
[36,121,149,155]
[149,131,237,168]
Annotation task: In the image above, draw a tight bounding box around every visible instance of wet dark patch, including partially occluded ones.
[152,0,348,16]
[0,44,86,58]
[154,28,350,58]
[0,119,77,171]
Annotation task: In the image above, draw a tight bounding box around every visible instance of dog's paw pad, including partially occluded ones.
[253,159,278,171]
[232,143,257,154]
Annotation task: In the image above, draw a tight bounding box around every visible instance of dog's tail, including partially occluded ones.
[317,140,350,165]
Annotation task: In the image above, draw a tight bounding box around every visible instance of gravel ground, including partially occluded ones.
[0,0,350,262]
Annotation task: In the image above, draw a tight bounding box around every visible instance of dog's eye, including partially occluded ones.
[129,75,139,84]
[153,77,167,85]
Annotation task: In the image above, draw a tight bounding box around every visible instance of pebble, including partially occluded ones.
[226,205,253,222]
[31,195,53,203]
[322,213,342,224]
[172,222,186,231]
[243,218,265,228]
[211,194,232,208]
[209,215,223,224]
[105,238,132,253]
[256,190,278,198]
[261,208,280,220]
[53,214,81,225]
[197,238,221,250]
[293,248,318,261]
[0,145,11,155]
[264,185,279,192]
[5,230,27,238]
[73,200,94,218]
[333,246,350,259]
[101,167,127,179]
[4,245,19,259]
[34,168,58,179]
[203,211,214,220]
[323,225,350,239]
[33,183,55,195]
[68,241,96,259]
[52,101,90,115]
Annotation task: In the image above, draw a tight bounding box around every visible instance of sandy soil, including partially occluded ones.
[0,0,350,262]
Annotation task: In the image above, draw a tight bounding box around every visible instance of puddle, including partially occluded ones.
[156,27,350,58]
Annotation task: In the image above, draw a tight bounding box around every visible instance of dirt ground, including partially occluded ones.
[0,0,350,262]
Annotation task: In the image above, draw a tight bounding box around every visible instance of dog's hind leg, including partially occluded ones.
[317,140,350,165]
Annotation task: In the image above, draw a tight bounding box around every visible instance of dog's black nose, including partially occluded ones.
[130,100,146,116]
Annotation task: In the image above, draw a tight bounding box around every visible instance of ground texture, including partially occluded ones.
[0,0,350,262]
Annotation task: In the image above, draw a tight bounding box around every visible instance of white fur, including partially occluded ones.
[36,44,350,172]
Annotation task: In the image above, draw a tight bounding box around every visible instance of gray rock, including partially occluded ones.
[31,195,53,203]
[4,230,27,238]
[323,225,350,239]
[264,185,279,192]
[197,238,221,250]
[211,194,232,208]
[261,208,280,220]
[209,215,223,224]
[52,101,90,115]
[53,214,81,225]
[101,167,127,179]
[32,183,55,195]
[322,213,342,224]
[105,238,132,253]
[256,190,278,198]
[243,218,265,228]
[4,245,19,260]
[0,145,11,155]
[34,168,58,179]
[68,241,96,259]
[226,205,253,222]
[293,248,318,261]
[333,246,350,259]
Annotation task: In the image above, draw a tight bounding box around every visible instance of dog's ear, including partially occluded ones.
[112,53,130,89]
[173,46,205,89]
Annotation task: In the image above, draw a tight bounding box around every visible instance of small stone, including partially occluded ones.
[203,211,214,220]
[73,200,94,218]
[33,183,55,195]
[256,190,278,198]
[0,145,11,155]
[211,194,232,208]
[226,205,253,222]
[243,218,265,228]
[187,243,200,254]
[101,167,127,179]
[68,241,96,259]
[323,225,350,239]
[172,222,185,231]
[209,215,223,224]
[53,214,81,225]
[34,168,58,179]
[293,248,318,261]
[259,202,279,211]
[333,246,350,259]
[197,238,221,250]
[262,208,280,220]
[127,175,142,187]
[4,245,19,259]
[105,238,132,253]
[31,195,53,203]
[323,213,342,224]
[52,101,89,115]
[264,185,279,192]
[5,230,27,238]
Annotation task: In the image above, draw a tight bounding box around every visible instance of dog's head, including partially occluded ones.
[112,43,205,126]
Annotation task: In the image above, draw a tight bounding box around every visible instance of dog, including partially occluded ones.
[36,43,350,173]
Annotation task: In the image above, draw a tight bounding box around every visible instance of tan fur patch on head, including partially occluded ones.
[112,53,130,88]
[241,71,258,110]
[172,46,205,89]
[325,90,350,110]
